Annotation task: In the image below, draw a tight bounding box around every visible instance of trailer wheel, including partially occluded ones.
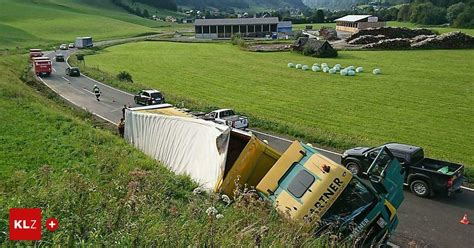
[345,161,361,176]
[410,180,430,197]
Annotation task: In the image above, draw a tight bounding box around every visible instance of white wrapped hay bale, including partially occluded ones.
[347,65,355,71]
[329,68,336,74]
[321,63,328,68]
[296,64,302,69]
[356,67,364,73]
[288,63,295,68]
[335,64,341,69]
[302,65,309,71]
[340,69,348,76]
[333,66,340,72]
[348,70,356,76]
[312,65,321,72]
[313,63,319,67]
[323,67,330,73]
[373,68,381,75]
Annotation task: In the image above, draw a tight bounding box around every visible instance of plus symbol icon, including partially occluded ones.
[45,218,59,232]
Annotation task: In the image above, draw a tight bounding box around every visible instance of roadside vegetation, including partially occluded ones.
[0,0,190,50]
[77,41,474,180]
[0,53,337,246]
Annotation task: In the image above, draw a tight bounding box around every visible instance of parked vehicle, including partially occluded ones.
[134,89,165,105]
[75,37,93,49]
[124,105,405,247]
[341,143,464,197]
[59,44,68,50]
[66,67,80,77]
[206,109,249,129]
[55,54,65,62]
[68,43,75,48]
[33,57,52,77]
[29,49,43,61]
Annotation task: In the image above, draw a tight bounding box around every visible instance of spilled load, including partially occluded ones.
[124,104,405,247]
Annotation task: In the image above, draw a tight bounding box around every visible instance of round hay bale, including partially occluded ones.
[296,64,302,69]
[347,65,355,70]
[356,67,364,73]
[321,63,328,68]
[340,69,348,76]
[329,68,336,74]
[373,68,381,75]
[323,67,330,73]
[313,63,319,67]
[348,70,356,76]
[288,63,295,68]
[335,64,341,68]
[312,65,321,72]
[302,65,309,71]
[333,66,340,72]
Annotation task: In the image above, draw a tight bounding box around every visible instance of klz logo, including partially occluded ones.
[9,208,42,241]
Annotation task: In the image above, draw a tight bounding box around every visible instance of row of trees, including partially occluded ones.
[397,0,474,27]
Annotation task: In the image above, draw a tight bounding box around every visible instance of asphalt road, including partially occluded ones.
[40,48,473,248]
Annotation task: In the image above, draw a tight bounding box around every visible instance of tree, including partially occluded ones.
[447,2,466,23]
[410,2,447,25]
[314,9,325,23]
[397,4,412,22]
[143,9,149,18]
[453,5,474,28]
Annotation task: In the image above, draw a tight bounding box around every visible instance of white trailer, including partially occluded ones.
[75,37,93,49]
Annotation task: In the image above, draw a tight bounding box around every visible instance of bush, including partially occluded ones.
[231,33,246,48]
[117,71,133,83]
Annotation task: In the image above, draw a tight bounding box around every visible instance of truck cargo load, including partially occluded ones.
[29,49,43,61]
[75,37,93,49]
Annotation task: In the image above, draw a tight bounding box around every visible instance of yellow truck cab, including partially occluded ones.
[254,141,405,247]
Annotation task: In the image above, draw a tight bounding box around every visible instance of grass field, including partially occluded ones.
[0,54,333,246]
[293,22,474,36]
[83,42,474,179]
[0,0,190,49]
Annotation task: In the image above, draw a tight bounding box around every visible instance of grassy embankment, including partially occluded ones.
[0,53,336,246]
[75,42,473,180]
[0,0,191,50]
[293,21,474,36]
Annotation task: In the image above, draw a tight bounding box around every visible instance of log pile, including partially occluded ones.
[347,27,436,42]
[411,31,474,49]
[362,38,411,49]
[348,35,387,45]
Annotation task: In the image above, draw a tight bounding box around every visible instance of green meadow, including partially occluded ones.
[83,41,474,179]
[0,0,190,49]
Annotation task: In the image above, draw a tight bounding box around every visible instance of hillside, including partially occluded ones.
[303,0,409,10]
[0,52,334,246]
[176,0,307,10]
[0,0,182,49]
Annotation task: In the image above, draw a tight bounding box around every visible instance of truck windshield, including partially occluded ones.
[323,178,376,219]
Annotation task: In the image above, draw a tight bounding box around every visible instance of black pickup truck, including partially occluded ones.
[341,143,464,197]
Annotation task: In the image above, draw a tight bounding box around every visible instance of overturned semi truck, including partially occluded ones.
[124,104,405,247]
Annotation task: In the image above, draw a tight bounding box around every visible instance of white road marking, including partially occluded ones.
[62,76,70,82]
[83,88,94,95]
[52,68,56,72]
[387,242,400,248]
[461,186,474,192]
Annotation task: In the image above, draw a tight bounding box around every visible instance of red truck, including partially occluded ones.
[29,49,43,61]
[33,57,52,77]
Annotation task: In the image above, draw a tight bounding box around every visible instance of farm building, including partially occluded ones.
[292,37,337,58]
[194,17,280,39]
[277,21,293,34]
[335,15,385,33]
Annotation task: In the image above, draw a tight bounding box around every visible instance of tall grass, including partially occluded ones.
[0,53,342,246]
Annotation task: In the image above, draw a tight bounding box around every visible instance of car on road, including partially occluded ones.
[55,54,65,62]
[59,44,68,50]
[341,143,464,197]
[205,109,249,129]
[134,89,165,105]
[68,43,75,48]
[66,67,80,77]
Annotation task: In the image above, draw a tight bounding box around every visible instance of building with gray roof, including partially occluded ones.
[194,17,281,39]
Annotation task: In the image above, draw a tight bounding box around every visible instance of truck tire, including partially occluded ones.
[345,161,361,176]
[410,180,430,197]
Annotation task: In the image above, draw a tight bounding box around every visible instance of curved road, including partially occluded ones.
[39,48,473,248]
